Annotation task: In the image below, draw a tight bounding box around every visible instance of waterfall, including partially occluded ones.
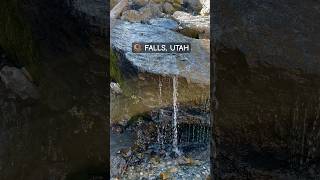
[157,76,164,148]
[172,75,180,154]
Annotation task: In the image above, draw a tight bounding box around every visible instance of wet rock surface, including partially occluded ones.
[110,110,210,179]
[214,47,320,179]
[213,0,320,178]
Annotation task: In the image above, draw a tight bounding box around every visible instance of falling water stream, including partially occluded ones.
[111,75,210,178]
[172,75,180,154]
[157,76,164,148]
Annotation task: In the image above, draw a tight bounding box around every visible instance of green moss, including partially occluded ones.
[0,0,41,80]
[110,49,138,97]
[110,48,123,83]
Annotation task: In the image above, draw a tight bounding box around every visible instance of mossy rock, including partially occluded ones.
[0,0,41,81]
[110,48,123,83]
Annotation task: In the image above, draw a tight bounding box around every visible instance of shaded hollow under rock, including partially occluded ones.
[131,105,211,153]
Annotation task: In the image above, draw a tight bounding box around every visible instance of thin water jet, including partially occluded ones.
[172,75,180,155]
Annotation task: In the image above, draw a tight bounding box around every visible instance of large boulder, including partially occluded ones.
[172,11,210,39]
[111,20,209,85]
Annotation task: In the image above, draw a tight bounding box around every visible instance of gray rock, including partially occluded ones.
[110,82,123,94]
[213,0,320,74]
[111,21,209,85]
[121,4,163,22]
[0,66,39,100]
[121,10,145,22]
[163,2,175,14]
[172,11,210,39]
[199,0,210,16]
[148,18,179,30]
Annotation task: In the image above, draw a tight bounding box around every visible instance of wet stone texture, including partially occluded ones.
[110,105,211,179]
[214,26,320,180]
[213,0,320,178]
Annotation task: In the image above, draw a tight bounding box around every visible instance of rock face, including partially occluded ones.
[0,0,108,179]
[70,0,106,34]
[213,0,320,74]
[213,1,320,178]
[111,20,209,85]
[172,11,210,39]
[0,66,39,100]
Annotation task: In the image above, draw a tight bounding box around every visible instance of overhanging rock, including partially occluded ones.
[111,21,210,85]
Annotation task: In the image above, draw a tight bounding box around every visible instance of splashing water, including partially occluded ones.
[172,75,180,154]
